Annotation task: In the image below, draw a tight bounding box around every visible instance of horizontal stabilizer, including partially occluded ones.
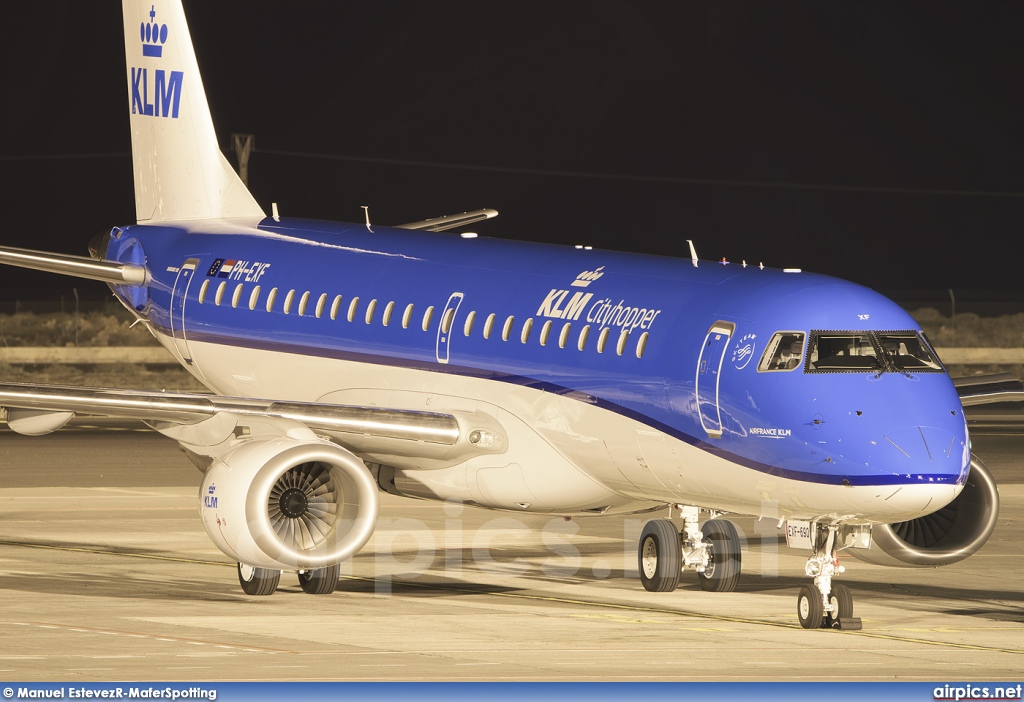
[0,245,147,285]
[395,208,498,232]
[954,372,1024,406]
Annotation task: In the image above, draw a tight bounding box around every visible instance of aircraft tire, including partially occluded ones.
[298,564,341,595]
[797,584,824,629]
[697,518,741,592]
[826,582,854,627]
[237,563,281,596]
[638,519,682,592]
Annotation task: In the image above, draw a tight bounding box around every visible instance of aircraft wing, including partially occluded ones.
[954,372,1024,406]
[0,382,506,465]
[395,208,498,232]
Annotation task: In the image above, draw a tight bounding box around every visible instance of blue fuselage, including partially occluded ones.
[106,217,970,497]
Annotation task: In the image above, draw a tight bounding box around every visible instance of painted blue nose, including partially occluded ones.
[871,426,970,485]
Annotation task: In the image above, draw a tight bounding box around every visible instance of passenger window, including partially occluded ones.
[441,307,455,334]
[215,281,227,306]
[464,310,477,337]
[520,318,534,344]
[483,313,496,339]
[807,332,880,372]
[539,320,552,346]
[402,303,414,329]
[558,322,571,349]
[249,285,261,311]
[347,297,360,322]
[198,279,209,304]
[636,331,649,358]
[382,301,395,326]
[758,332,806,372]
[365,299,378,324]
[422,306,434,331]
[616,329,630,356]
[597,327,610,353]
[298,291,310,316]
[330,295,342,320]
[502,315,514,341]
[283,289,295,315]
[577,325,590,351]
[231,283,244,309]
[315,293,328,319]
[266,287,278,312]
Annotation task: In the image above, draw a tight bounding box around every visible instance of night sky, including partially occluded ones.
[3,2,1024,307]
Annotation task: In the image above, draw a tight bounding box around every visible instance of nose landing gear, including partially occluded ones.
[797,525,862,630]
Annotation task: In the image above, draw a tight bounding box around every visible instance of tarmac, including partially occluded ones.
[0,422,1021,681]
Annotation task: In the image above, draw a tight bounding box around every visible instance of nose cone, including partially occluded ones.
[870,424,971,485]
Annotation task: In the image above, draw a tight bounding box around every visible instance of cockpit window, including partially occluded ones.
[758,332,806,372]
[806,332,882,372]
[876,332,943,371]
[806,330,944,373]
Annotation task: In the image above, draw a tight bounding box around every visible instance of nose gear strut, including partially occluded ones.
[797,524,862,630]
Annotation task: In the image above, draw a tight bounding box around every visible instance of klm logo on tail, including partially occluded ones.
[131,5,183,119]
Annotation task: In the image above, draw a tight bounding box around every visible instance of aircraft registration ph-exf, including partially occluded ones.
[0,0,1000,628]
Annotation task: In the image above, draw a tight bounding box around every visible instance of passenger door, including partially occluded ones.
[696,320,735,438]
[170,258,199,365]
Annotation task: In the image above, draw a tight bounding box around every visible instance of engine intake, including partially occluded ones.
[851,455,999,567]
[199,437,379,570]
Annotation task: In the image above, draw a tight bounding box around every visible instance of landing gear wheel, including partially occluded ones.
[697,518,741,592]
[237,563,281,596]
[797,584,824,629]
[298,564,341,595]
[638,519,682,592]
[825,583,853,626]
[826,583,861,629]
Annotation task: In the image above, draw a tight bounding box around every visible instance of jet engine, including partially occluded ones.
[198,437,379,570]
[851,455,999,567]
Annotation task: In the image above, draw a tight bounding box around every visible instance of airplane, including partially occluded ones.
[0,0,1001,630]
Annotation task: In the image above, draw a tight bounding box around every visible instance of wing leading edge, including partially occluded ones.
[954,373,1024,406]
[0,382,507,466]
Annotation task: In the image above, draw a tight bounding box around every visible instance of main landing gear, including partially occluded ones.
[638,506,741,593]
[797,525,861,630]
[236,563,341,596]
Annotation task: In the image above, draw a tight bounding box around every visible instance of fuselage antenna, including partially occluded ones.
[686,239,698,268]
[362,205,373,233]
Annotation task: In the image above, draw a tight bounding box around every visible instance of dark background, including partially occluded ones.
[2,2,1023,311]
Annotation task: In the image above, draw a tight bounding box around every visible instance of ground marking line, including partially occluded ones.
[4,540,1023,656]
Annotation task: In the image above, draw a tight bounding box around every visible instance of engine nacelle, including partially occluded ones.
[198,437,379,570]
[851,455,999,567]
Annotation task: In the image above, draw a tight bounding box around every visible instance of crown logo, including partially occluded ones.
[140,5,168,58]
[572,266,605,288]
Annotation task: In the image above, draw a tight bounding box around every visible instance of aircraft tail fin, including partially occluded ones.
[122,1,264,223]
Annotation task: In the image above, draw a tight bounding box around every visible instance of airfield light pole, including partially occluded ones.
[949,288,956,340]
[73,287,80,347]
[231,133,255,186]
